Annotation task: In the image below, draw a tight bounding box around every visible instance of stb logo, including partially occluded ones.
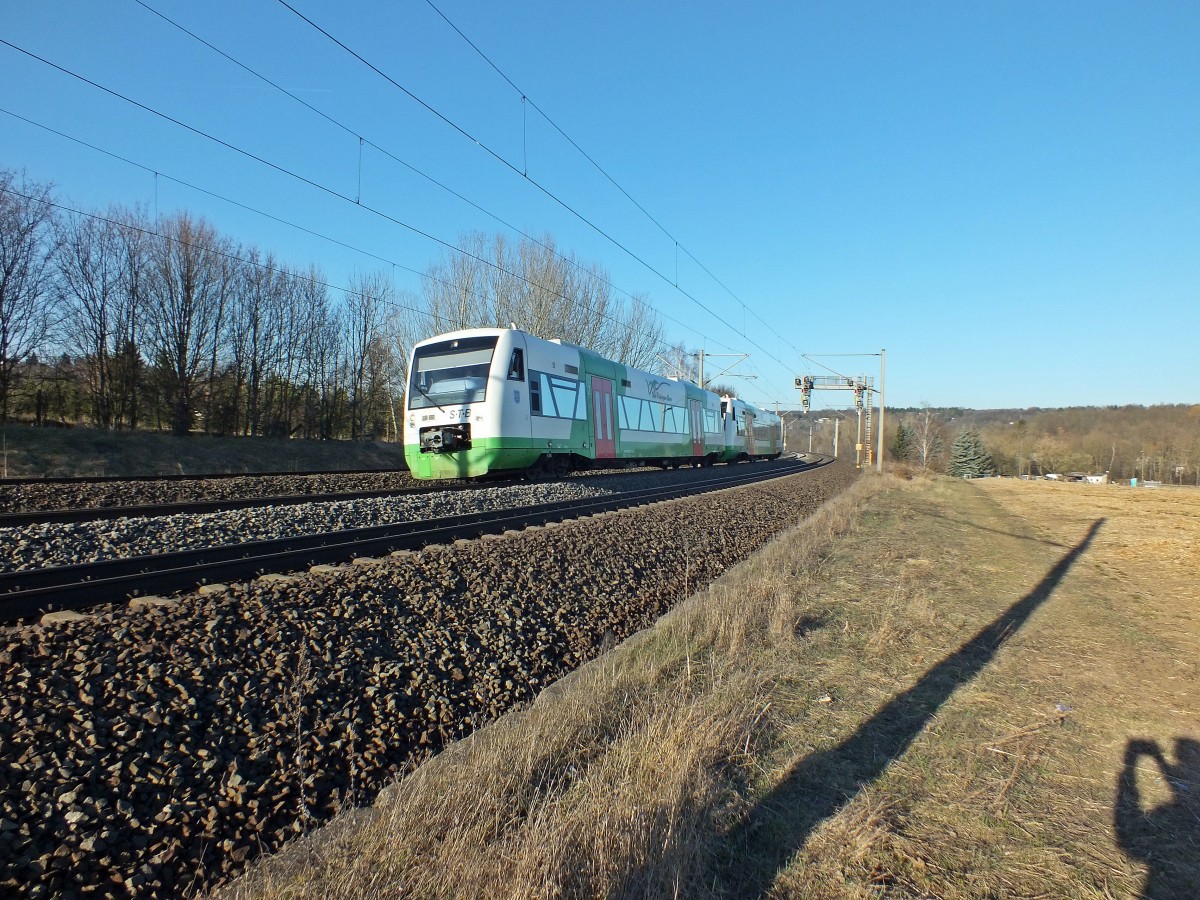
[645,379,671,402]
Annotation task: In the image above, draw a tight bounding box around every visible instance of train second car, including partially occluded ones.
[404,327,780,480]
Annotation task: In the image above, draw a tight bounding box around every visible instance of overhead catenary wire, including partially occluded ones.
[1,182,442,326]
[2,19,799,404]
[421,0,814,375]
[0,42,728,363]
[274,0,688,304]
[0,118,689,364]
[129,0,693,350]
[274,1,804,385]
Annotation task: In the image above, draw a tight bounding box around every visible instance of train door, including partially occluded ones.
[689,399,703,456]
[591,376,616,459]
[745,412,756,454]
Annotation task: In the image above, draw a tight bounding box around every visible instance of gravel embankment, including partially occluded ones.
[0,462,855,899]
[0,472,418,514]
[0,480,619,574]
[0,464,789,574]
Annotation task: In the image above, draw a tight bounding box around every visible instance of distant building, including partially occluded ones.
[1047,472,1109,484]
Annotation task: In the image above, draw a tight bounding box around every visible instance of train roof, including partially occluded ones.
[412,328,749,402]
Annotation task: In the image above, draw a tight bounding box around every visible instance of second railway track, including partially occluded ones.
[0,483,461,528]
[1,457,826,623]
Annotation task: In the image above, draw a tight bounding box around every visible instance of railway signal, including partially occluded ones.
[794,373,876,469]
[794,375,814,411]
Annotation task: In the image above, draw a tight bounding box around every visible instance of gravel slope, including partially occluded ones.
[0,480,616,574]
[0,462,855,898]
[0,464,795,574]
[0,473,417,514]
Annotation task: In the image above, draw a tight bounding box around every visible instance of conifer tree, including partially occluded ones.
[891,421,914,461]
[948,428,995,477]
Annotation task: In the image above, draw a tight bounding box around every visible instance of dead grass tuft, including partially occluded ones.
[773,791,935,900]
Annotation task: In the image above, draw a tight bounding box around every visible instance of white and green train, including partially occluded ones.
[404,327,782,480]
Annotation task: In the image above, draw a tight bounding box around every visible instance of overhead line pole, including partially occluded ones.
[693,351,751,391]
[877,349,886,473]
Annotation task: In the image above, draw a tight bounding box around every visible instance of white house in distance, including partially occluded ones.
[1045,472,1110,484]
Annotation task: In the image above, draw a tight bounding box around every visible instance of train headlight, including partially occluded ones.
[408,414,416,427]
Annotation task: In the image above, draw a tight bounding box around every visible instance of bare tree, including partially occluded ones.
[612,293,665,370]
[269,267,312,437]
[343,272,394,440]
[653,341,700,382]
[54,208,134,427]
[143,212,231,435]
[422,232,491,333]
[227,248,287,436]
[296,273,345,440]
[912,404,944,470]
[421,232,665,368]
[0,170,58,421]
[111,206,152,429]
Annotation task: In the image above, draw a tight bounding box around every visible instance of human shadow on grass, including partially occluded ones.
[714,517,1105,897]
[1115,736,1200,899]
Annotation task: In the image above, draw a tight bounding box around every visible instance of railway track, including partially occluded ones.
[0,465,404,485]
[0,460,758,524]
[0,457,825,623]
[0,483,462,527]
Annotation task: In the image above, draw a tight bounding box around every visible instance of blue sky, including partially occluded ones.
[2,1,1197,411]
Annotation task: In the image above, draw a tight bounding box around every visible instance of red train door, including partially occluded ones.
[689,399,703,456]
[591,376,616,459]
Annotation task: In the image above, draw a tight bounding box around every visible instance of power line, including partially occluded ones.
[3,106,701,358]
[1,182,438,324]
[0,40,715,360]
[276,0,708,308]
[129,0,689,348]
[422,0,677,244]
[421,0,815,371]
[274,1,804,375]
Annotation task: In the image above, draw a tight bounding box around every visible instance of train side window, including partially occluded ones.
[530,373,541,413]
[551,379,577,416]
[507,349,525,381]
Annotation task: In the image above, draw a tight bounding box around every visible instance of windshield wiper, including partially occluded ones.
[413,383,447,412]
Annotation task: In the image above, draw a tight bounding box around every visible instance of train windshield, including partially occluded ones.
[408,335,499,410]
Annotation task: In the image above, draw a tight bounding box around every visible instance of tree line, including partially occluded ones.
[887,403,1200,484]
[0,169,665,439]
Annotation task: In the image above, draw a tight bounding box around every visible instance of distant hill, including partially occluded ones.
[785,404,1200,483]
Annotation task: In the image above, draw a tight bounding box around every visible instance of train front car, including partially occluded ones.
[405,328,542,479]
[720,396,784,462]
[405,326,748,479]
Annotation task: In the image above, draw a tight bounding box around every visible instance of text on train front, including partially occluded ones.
[407,335,499,452]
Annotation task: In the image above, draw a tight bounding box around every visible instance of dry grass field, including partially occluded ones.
[218,473,1199,900]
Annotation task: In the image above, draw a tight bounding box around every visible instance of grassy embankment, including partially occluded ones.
[0,424,408,477]
[215,473,1197,899]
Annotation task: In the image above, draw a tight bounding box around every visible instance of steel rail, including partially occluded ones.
[0,484,471,528]
[0,457,827,623]
[0,456,801,526]
[0,466,407,486]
